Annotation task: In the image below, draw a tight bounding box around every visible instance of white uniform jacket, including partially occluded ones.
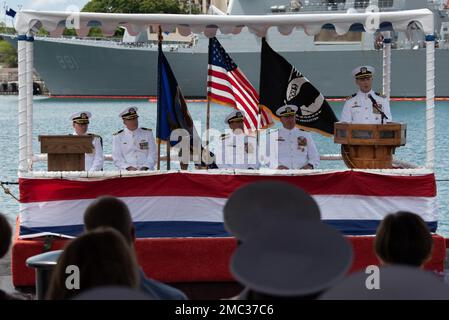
[216,131,260,170]
[266,127,320,170]
[112,127,157,170]
[341,90,392,124]
[72,132,104,171]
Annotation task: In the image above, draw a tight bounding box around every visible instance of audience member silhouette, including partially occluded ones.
[83,196,187,300]
[47,228,140,300]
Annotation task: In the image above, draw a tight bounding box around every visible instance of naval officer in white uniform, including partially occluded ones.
[70,111,104,171]
[341,66,392,124]
[267,105,320,170]
[217,110,259,170]
[112,107,157,171]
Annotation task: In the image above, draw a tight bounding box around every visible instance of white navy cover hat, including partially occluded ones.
[276,105,298,117]
[223,181,321,241]
[119,106,139,120]
[352,65,375,79]
[230,220,353,297]
[320,265,449,300]
[224,110,245,124]
[70,111,91,124]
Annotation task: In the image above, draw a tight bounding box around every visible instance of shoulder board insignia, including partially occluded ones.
[268,129,279,134]
[113,129,124,136]
[89,134,104,147]
[141,127,152,131]
[220,133,230,140]
[375,92,386,98]
[347,93,356,100]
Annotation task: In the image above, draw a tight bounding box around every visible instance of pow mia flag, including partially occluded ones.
[259,38,338,136]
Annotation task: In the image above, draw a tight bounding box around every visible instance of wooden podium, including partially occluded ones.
[39,135,93,171]
[334,122,407,169]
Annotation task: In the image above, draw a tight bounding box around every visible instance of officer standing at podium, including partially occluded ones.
[341,66,392,124]
[70,111,104,171]
[112,107,157,171]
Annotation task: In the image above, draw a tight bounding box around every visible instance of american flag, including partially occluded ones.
[207,37,273,132]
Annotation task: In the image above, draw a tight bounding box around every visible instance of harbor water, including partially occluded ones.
[0,95,448,236]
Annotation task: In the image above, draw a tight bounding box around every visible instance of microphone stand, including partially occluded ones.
[368,94,388,124]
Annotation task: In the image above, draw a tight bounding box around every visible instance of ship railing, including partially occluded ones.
[32,154,167,164]
[269,0,404,14]
[30,153,418,169]
[36,34,122,42]
[20,167,428,180]
[36,35,196,49]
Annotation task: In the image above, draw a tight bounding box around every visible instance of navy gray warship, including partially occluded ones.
[3,0,449,97]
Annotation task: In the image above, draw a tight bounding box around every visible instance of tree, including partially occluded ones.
[80,0,192,37]
[0,40,18,67]
[139,0,183,13]
[0,21,16,34]
[81,0,190,14]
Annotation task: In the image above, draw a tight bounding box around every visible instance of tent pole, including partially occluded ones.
[425,34,435,169]
[26,33,34,171]
[382,31,391,100]
[18,34,28,173]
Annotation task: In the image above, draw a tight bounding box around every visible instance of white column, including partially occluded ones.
[26,34,34,171]
[425,35,435,169]
[18,34,28,173]
[382,31,391,100]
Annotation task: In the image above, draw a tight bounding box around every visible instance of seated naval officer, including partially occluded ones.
[112,107,157,171]
[70,111,104,171]
[341,66,392,124]
[217,110,259,170]
[266,105,320,170]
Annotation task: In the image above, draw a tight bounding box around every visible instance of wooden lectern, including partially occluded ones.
[334,122,407,169]
[39,135,93,171]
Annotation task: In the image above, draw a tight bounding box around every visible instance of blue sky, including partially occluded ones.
[4,0,88,11]
[2,0,88,26]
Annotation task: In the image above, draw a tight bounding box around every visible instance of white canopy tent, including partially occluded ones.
[14,9,434,37]
[13,9,436,172]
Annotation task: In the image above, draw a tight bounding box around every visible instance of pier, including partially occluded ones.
[0,68,46,95]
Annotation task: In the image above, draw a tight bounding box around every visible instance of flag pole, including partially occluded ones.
[157,26,163,171]
[167,142,171,170]
[256,38,265,154]
[256,108,261,148]
[205,38,212,170]
[157,141,161,170]
[205,98,211,170]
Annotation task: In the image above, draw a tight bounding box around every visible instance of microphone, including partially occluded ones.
[368,94,388,124]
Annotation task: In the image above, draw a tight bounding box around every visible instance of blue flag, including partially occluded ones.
[156,43,217,168]
[157,43,198,145]
[6,8,16,18]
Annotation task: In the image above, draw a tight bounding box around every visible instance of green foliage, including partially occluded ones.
[81,0,191,14]
[62,28,78,36]
[0,40,17,67]
[36,28,50,36]
[0,22,15,34]
[87,27,104,37]
[139,0,183,13]
[80,0,194,37]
